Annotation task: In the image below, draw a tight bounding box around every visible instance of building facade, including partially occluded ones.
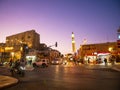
[0,30,61,63]
[6,30,40,50]
[79,42,118,63]
[0,30,40,62]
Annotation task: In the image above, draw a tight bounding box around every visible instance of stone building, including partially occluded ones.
[6,30,40,50]
[0,30,61,63]
[0,30,40,61]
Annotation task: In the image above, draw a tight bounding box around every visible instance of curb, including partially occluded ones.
[112,67,120,72]
[0,75,19,89]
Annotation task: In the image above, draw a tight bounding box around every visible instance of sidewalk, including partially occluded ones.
[111,63,120,72]
[0,64,34,89]
[85,63,120,72]
[0,75,18,89]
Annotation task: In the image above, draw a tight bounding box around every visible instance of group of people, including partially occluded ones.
[9,58,27,77]
[9,58,27,69]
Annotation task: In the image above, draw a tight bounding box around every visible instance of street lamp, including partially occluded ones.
[108,47,113,52]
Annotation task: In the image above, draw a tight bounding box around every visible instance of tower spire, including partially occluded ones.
[71,32,76,53]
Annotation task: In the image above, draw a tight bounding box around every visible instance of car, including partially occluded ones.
[32,59,49,68]
[62,60,68,65]
[51,58,62,65]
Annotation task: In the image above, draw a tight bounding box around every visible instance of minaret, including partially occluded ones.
[71,32,76,53]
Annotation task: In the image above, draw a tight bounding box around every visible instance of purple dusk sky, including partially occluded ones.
[0,0,120,54]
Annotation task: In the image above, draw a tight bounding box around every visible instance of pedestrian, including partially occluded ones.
[20,58,27,68]
[104,58,107,65]
[88,58,90,64]
[14,59,20,69]
[110,55,115,65]
[29,59,32,65]
[9,59,13,67]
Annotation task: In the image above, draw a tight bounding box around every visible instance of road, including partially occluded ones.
[2,64,120,90]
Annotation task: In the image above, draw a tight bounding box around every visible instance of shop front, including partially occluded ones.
[26,55,37,65]
[84,54,97,64]
[83,52,111,64]
[97,52,111,65]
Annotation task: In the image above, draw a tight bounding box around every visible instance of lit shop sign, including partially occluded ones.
[94,52,97,55]
[97,53,110,56]
[5,47,13,51]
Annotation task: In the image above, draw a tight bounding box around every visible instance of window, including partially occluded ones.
[28,36,31,39]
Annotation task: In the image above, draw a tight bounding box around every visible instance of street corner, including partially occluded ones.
[112,65,120,72]
[0,75,19,89]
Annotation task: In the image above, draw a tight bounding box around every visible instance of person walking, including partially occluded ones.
[20,59,26,68]
[29,59,32,65]
[9,59,13,67]
[104,58,107,66]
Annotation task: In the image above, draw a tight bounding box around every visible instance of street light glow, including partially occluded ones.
[108,47,113,52]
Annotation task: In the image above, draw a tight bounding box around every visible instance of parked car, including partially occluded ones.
[32,59,49,68]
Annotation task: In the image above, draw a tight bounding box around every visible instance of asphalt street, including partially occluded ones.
[2,64,120,90]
